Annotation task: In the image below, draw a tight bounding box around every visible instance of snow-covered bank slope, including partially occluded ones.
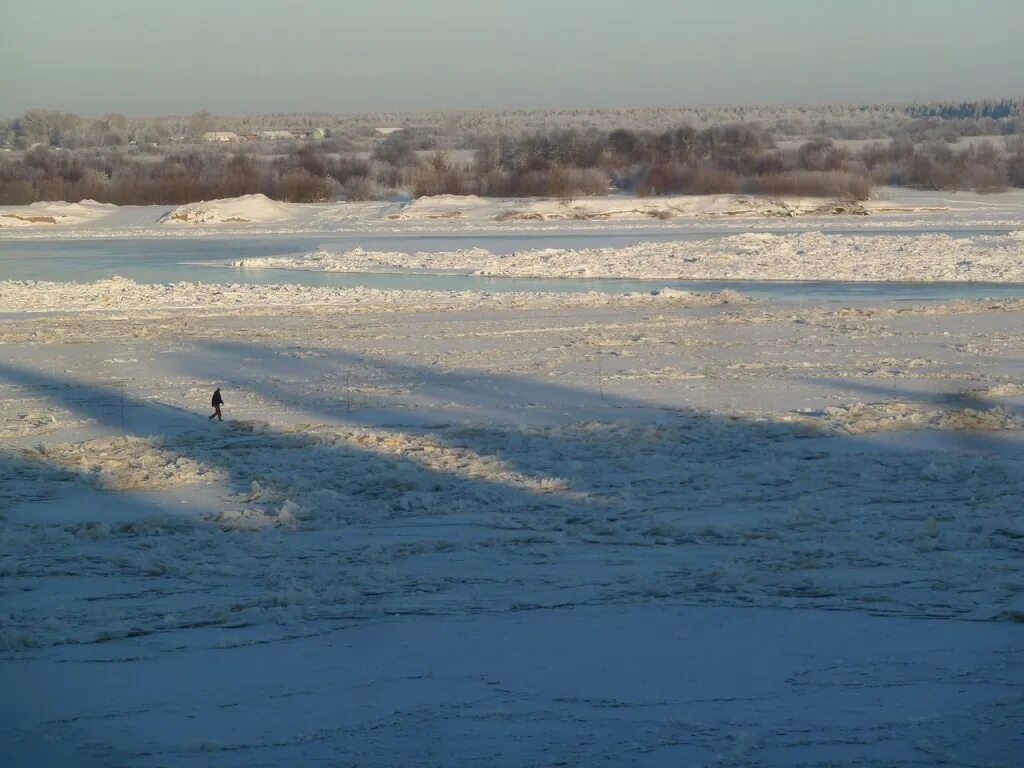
[235,230,1024,282]
[2,188,1023,237]
[384,192,868,221]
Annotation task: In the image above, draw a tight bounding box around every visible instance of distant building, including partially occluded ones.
[202,131,240,143]
[375,127,403,137]
[310,127,326,140]
[243,134,258,142]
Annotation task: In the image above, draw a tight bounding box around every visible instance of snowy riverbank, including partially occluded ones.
[2,188,1024,238]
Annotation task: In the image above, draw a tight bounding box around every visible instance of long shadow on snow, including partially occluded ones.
[0,357,715,534]
[0,448,82,515]
[190,338,637,425]
[182,338,811,495]
[4,351,976,637]
[3,354,1018,592]
[124,335,1024,631]
[0,350,906,577]
[0,355,816,660]
[182,338,1024,498]
[4,351,1019,536]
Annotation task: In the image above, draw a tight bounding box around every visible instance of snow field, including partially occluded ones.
[2,274,1023,765]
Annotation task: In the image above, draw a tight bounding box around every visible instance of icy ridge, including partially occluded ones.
[0,277,746,313]
[233,231,1024,282]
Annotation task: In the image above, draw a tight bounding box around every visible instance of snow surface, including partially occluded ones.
[233,230,1024,282]
[2,234,1023,764]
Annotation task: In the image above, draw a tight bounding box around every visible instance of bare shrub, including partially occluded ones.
[325,155,371,184]
[638,165,740,195]
[796,139,848,171]
[906,154,963,190]
[546,167,607,199]
[342,176,376,201]
[0,179,34,204]
[372,134,418,166]
[413,153,471,197]
[744,171,871,199]
[269,171,333,202]
[478,167,607,198]
[636,164,687,195]
[965,165,1009,193]
[1007,152,1024,187]
[685,167,742,194]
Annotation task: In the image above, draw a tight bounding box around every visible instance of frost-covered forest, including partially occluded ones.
[2,99,1023,204]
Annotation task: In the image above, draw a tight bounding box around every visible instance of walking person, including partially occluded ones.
[209,387,224,421]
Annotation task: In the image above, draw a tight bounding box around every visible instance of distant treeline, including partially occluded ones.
[4,99,1024,150]
[0,149,352,205]
[403,125,1022,199]
[904,98,1021,121]
[2,123,1024,205]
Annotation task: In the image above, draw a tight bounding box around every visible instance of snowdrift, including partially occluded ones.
[0,199,115,228]
[157,193,298,224]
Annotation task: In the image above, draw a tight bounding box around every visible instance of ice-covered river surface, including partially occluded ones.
[4,230,1024,300]
[1,230,1023,766]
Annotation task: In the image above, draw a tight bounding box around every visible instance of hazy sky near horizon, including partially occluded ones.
[2,0,1022,116]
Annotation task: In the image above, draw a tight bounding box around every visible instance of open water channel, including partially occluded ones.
[2,231,1023,302]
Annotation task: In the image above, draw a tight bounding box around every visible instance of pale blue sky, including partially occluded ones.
[2,0,1022,116]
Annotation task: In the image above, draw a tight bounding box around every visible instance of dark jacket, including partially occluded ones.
[212,390,223,407]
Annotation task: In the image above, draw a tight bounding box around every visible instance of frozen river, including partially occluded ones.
[2,224,1023,765]
[3,231,1024,301]
[2,274,1022,765]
